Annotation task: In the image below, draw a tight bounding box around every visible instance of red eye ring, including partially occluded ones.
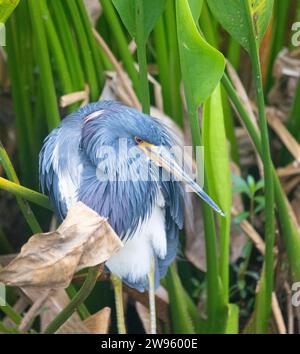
[134,136,143,144]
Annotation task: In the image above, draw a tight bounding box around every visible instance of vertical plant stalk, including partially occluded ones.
[101,0,139,92]
[244,2,275,333]
[153,16,172,117]
[147,258,157,334]
[64,0,100,101]
[135,0,150,114]
[111,273,126,334]
[227,38,240,71]
[188,109,221,332]
[43,266,100,334]
[165,0,183,126]
[39,1,76,112]
[28,0,60,131]
[166,264,195,334]
[50,0,85,91]
[222,74,300,283]
[75,0,105,89]
[6,9,37,186]
[0,141,42,233]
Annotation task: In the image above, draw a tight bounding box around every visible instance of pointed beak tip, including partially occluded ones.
[219,210,226,217]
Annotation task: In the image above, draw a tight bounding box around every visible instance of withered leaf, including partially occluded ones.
[0,202,123,289]
[83,307,111,334]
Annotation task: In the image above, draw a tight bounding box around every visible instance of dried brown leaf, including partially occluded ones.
[84,307,111,334]
[269,48,300,113]
[0,202,123,289]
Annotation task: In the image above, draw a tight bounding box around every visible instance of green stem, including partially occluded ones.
[188,108,222,332]
[0,141,42,233]
[101,0,139,92]
[28,0,60,131]
[0,322,25,334]
[222,73,300,285]
[65,285,90,320]
[39,2,73,94]
[244,2,275,332]
[50,0,85,91]
[43,266,99,334]
[135,0,150,114]
[0,177,52,211]
[64,0,100,101]
[75,0,105,89]
[153,16,172,117]
[6,9,37,186]
[147,258,157,334]
[111,273,126,334]
[199,2,219,48]
[227,38,240,71]
[0,302,22,326]
[165,0,183,125]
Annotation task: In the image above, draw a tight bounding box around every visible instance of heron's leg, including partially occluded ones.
[111,273,126,334]
[147,258,157,334]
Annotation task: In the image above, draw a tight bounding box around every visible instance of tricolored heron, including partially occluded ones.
[39,101,224,333]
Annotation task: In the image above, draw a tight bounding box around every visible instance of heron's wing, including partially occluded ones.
[39,116,83,222]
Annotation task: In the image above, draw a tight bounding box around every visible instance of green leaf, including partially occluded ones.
[255,178,265,192]
[188,0,204,23]
[234,211,250,224]
[225,304,239,334]
[166,264,195,334]
[112,0,166,43]
[232,174,251,197]
[203,83,232,303]
[207,0,274,53]
[176,0,225,108]
[247,175,256,196]
[0,0,20,23]
[203,84,232,218]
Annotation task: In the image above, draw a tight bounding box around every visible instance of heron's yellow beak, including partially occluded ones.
[138,142,225,217]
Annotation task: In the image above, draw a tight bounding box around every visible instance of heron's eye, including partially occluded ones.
[134,136,143,144]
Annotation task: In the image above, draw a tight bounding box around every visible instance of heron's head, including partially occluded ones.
[79,101,224,216]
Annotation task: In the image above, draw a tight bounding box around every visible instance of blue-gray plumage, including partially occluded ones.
[39,101,224,293]
[39,101,184,291]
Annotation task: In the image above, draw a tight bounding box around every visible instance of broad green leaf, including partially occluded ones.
[225,304,239,334]
[176,0,225,107]
[112,0,166,43]
[0,0,20,23]
[203,84,231,218]
[166,264,195,334]
[203,84,232,303]
[207,0,274,52]
[188,0,204,24]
